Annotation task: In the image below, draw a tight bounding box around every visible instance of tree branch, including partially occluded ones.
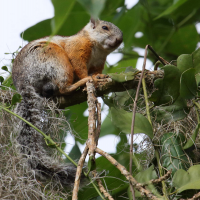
[53,70,164,108]
[95,147,159,200]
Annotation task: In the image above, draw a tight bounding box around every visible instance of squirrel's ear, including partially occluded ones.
[90,17,100,29]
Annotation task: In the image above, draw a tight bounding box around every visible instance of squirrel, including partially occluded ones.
[12,18,123,188]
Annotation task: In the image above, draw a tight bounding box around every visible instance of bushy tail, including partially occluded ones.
[15,86,77,188]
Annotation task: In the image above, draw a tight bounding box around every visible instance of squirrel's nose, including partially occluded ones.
[116,37,123,45]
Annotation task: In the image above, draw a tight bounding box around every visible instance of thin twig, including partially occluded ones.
[148,45,166,65]
[96,147,159,200]
[72,146,89,200]
[92,171,114,200]
[129,44,149,199]
[180,191,200,200]
[136,169,172,187]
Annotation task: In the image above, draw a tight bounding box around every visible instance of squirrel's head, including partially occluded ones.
[84,18,123,53]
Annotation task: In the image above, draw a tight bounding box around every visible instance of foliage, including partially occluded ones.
[1,0,200,199]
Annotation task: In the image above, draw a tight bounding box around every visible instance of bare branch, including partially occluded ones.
[72,146,89,200]
[180,191,200,200]
[136,169,172,187]
[53,70,164,108]
[95,147,159,200]
[86,80,99,158]
[92,171,114,200]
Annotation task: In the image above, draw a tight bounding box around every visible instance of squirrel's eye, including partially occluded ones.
[102,26,109,30]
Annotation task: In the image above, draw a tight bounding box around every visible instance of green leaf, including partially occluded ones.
[172,165,200,193]
[183,124,200,149]
[116,133,129,153]
[117,4,142,48]
[104,59,138,74]
[100,113,121,137]
[77,0,106,19]
[111,107,154,139]
[100,0,124,17]
[155,0,188,19]
[177,54,193,74]
[0,76,4,84]
[11,94,22,105]
[51,0,76,35]
[192,48,200,74]
[108,71,137,83]
[64,102,88,144]
[0,75,16,91]
[149,65,181,106]
[180,68,197,99]
[128,165,161,198]
[65,143,81,163]
[22,3,89,41]
[152,96,189,124]
[166,25,198,56]
[160,132,189,175]
[21,19,52,41]
[1,66,8,72]
[87,156,96,175]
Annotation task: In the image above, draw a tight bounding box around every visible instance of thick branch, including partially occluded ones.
[86,80,99,157]
[72,146,88,200]
[53,70,164,108]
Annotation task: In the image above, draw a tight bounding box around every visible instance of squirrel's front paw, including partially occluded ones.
[95,74,109,79]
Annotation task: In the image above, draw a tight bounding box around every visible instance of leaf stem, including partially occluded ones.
[155,150,168,200]
[142,77,151,125]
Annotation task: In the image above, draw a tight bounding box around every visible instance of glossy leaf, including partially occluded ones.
[100,0,124,17]
[128,165,161,198]
[172,165,200,193]
[21,19,52,41]
[51,0,76,35]
[22,3,89,41]
[100,113,121,137]
[160,132,189,175]
[149,65,181,106]
[77,0,106,19]
[180,68,197,99]
[155,0,188,19]
[177,54,193,73]
[111,107,153,139]
[192,48,200,74]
